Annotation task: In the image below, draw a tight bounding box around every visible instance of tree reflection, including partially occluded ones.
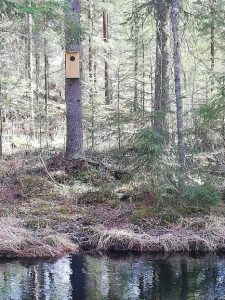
[0,255,225,299]
[70,255,86,300]
[84,255,225,300]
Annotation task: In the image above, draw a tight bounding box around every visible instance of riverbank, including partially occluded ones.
[79,215,225,254]
[1,214,225,258]
[0,153,225,258]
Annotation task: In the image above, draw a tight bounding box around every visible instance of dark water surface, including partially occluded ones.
[0,254,225,299]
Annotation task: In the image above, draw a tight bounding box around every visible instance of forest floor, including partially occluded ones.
[1,151,225,258]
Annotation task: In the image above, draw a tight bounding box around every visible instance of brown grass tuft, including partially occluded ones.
[0,218,78,258]
[83,216,225,254]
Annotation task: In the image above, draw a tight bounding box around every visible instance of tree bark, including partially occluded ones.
[103,6,110,104]
[210,0,216,92]
[35,37,41,149]
[44,37,49,147]
[141,21,145,118]
[134,41,138,112]
[133,0,139,112]
[27,13,35,136]
[117,68,121,149]
[153,0,169,133]
[65,0,83,156]
[0,83,2,157]
[89,0,95,150]
[171,0,185,173]
[35,39,40,104]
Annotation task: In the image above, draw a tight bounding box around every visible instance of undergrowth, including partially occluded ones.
[0,148,224,257]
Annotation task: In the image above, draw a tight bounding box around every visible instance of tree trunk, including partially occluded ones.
[27,13,35,136]
[89,0,95,150]
[35,38,41,149]
[117,68,121,149]
[153,0,169,133]
[35,39,40,104]
[44,37,49,147]
[141,21,145,118]
[210,0,215,92]
[0,83,2,157]
[133,0,139,113]
[150,60,154,126]
[65,0,83,156]
[171,0,185,173]
[103,7,110,104]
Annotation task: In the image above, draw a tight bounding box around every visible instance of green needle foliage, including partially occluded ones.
[134,128,166,164]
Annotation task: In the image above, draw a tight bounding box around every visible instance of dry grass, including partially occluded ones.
[83,216,225,254]
[0,218,78,258]
[2,216,224,256]
[180,216,225,252]
[95,228,163,252]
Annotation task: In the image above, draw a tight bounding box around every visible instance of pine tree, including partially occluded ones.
[65,0,83,156]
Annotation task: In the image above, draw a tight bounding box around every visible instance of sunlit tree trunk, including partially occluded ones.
[65,0,83,156]
[171,0,185,173]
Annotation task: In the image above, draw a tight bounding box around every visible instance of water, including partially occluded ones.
[0,254,225,299]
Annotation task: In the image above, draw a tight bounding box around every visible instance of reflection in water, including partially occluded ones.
[0,255,225,299]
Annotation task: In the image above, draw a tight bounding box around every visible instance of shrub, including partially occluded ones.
[183,183,221,208]
[134,128,166,164]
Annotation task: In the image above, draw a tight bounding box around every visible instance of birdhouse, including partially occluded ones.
[65,51,80,79]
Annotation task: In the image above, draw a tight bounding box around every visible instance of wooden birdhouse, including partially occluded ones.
[65,51,80,79]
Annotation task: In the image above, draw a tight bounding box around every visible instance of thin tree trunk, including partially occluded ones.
[133,1,139,113]
[0,83,2,157]
[89,0,94,150]
[35,37,41,148]
[131,0,139,113]
[93,62,97,150]
[171,0,185,174]
[134,47,138,112]
[35,40,40,104]
[154,0,169,132]
[65,0,83,156]
[44,37,49,148]
[27,13,35,136]
[141,21,145,118]
[117,68,121,149]
[210,0,215,92]
[103,6,110,104]
[150,60,154,126]
[11,112,15,153]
